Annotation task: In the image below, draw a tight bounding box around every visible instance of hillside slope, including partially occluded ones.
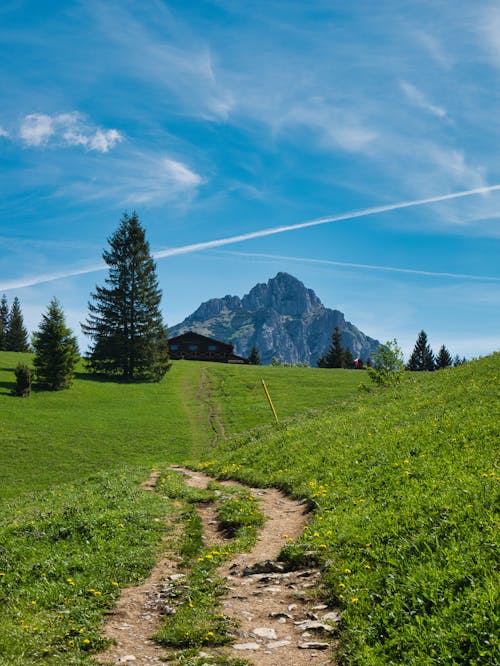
[0,352,360,497]
[170,272,380,365]
[198,355,500,665]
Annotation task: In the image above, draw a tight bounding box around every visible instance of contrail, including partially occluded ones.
[0,263,106,292]
[152,182,500,259]
[1,183,499,291]
[222,251,500,282]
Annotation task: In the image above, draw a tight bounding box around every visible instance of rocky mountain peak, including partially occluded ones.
[169,273,379,366]
[190,295,242,321]
[242,272,321,316]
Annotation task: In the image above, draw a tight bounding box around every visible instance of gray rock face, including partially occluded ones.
[169,272,380,366]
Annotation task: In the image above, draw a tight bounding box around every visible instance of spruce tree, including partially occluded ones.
[0,294,8,350]
[406,330,435,371]
[317,324,344,368]
[342,347,355,369]
[6,297,29,352]
[248,345,261,365]
[32,298,80,390]
[82,212,171,381]
[435,344,453,370]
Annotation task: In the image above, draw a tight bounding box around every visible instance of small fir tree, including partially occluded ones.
[435,344,453,369]
[6,297,29,352]
[82,212,171,381]
[317,324,344,368]
[32,298,80,390]
[0,294,8,350]
[248,345,261,365]
[13,362,33,397]
[406,330,435,371]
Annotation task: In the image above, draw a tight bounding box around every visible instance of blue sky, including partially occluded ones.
[1,0,499,359]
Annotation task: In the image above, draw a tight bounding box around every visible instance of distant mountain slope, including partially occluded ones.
[169,272,380,366]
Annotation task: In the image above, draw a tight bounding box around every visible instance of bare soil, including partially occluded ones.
[96,468,339,665]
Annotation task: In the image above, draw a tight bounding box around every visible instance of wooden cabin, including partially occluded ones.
[168,331,247,364]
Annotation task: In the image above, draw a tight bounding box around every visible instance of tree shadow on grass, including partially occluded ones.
[74,371,127,383]
[0,380,15,395]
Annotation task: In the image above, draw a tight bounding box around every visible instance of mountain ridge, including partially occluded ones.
[170,272,380,365]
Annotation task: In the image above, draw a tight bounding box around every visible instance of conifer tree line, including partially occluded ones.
[0,295,30,352]
[406,330,465,371]
[7,212,172,394]
[317,325,363,368]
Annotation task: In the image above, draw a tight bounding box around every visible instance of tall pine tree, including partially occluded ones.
[6,297,29,352]
[317,324,344,368]
[82,212,171,381]
[406,330,435,371]
[32,298,80,390]
[0,294,8,350]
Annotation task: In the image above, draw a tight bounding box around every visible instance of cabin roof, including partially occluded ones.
[169,330,234,351]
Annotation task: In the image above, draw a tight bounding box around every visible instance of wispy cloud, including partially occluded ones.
[54,151,203,206]
[0,125,9,137]
[414,31,453,70]
[280,99,378,153]
[18,112,123,152]
[400,81,447,119]
[222,251,500,282]
[3,183,499,292]
[87,1,234,121]
[479,6,500,66]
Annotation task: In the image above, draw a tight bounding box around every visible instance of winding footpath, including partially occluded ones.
[97,468,339,665]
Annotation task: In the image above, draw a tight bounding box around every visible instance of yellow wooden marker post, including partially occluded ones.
[261,379,278,423]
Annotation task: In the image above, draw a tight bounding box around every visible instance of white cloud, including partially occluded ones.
[400,81,447,119]
[426,144,485,190]
[0,125,9,138]
[279,98,378,154]
[18,112,122,152]
[162,158,202,188]
[55,151,203,206]
[20,113,55,146]
[88,128,122,153]
[88,2,234,122]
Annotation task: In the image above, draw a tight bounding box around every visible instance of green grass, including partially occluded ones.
[0,353,207,498]
[197,355,500,665]
[0,467,170,665]
[0,353,358,498]
[199,362,363,436]
[1,349,498,664]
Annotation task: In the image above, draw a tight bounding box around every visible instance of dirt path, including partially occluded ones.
[96,470,179,665]
[180,468,338,666]
[196,367,226,445]
[97,468,338,665]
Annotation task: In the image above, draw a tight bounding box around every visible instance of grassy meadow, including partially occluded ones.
[197,354,500,665]
[0,350,498,664]
[0,352,357,497]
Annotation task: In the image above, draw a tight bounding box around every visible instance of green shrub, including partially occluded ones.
[12,362,32,397]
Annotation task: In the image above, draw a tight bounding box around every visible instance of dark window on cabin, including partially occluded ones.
[170,344,178,351]
[190,344,198,351]
[208,345,217,351]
